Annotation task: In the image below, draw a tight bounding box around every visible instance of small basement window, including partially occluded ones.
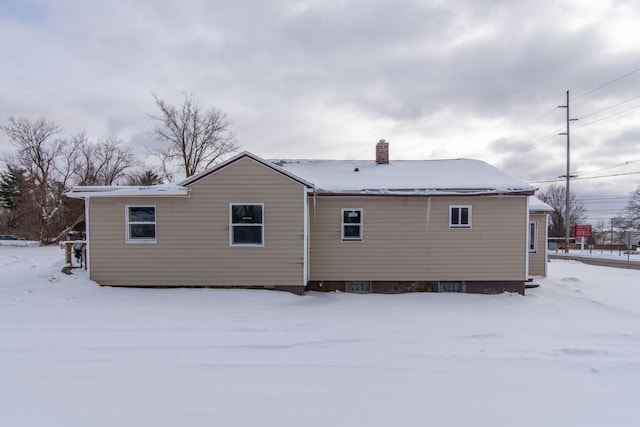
[230,204,264,246]
[347,281,371,293]
[449,205,472,228]
[342,209,363,241]
[440,282,464,293]
[126,205,156,243]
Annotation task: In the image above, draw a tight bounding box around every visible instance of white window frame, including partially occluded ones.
[341,208,363,241]
[529,221,538,253]
[449,205,472,228]
[125,205,157,244]
[230,203,264,247]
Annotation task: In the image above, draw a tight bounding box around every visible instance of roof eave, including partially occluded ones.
[66,186,191,199]
[314,188,536,197]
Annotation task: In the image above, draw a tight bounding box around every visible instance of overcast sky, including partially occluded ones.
[1,0,639,223]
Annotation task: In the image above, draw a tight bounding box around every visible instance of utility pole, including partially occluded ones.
[558,90,578,253]
[610,218,614,254]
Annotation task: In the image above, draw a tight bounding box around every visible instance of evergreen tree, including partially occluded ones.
[127,169,163,186]
[0,165,27,210]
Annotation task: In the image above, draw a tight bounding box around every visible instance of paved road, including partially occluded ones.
[549,254,640,270]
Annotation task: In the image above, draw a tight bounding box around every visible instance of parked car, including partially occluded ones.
[0,234,25,240]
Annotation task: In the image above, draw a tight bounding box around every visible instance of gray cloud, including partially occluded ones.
[1,0,639,220]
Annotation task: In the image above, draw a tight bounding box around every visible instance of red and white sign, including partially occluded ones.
[574,224,592,237]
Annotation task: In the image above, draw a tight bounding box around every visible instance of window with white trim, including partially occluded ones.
[230,204,264,246]
[449,205,472,228]
[126,206,156,243]
[342,209,363,241]
[529,221,538,252]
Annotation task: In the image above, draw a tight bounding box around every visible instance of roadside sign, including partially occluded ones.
[625,231,634,269]
[625,231,634,249]
[574,225,592,237]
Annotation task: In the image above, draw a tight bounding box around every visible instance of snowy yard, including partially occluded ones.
[1,245,639,426]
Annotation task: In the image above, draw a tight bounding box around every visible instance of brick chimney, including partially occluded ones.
[376,139,389,165]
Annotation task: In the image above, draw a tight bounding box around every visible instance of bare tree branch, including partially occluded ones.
[75,135,138,186]
[537,184,588,238]
[149,93,239,178]
[2,117,144,242]
[620,186,640,231]
[1,116,68,242]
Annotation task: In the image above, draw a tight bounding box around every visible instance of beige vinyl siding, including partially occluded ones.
[88,156,306,287]
[309,195,528,282]
[528,213,548,277]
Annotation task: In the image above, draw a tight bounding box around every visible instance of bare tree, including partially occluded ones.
[538,184,587,238]
[592,219,609,246]
[50,134,139,242]
[75,134,138,186]
[622,186,640,231]
[149,93,238,178]
[1,116,80,242]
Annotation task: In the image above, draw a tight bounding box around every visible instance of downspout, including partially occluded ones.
[426,196,431,231]
[303,186,310,287]
[84,196,91,276]
[313,188,317,223]
[525,197,530,281]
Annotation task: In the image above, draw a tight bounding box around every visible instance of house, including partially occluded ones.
[67,140,544,295]
[528,196,553,277]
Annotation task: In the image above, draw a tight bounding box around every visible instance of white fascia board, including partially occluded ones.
[67,186,190,199]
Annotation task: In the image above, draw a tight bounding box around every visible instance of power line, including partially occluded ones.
[579,196,631,201]
[491,105,561,152]
[586,159,640,175]
[502,100,640,166]
[529,171,640,184]
[573,103,640,130]
[584,207,628,212]
[526,160,640,183]
[576,95,640,120]
[584,208,628,213]
[588,217,626,220]
[572,66,640,103]
[581,200,628,204]
[495,67,640,169]
[573,172,640,181]
[582,199,629,202]
[495,127,564,166]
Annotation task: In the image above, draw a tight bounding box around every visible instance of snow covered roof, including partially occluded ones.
[66,184,190,199]
[529,196,553,212]
[67,153,536,199]
[66,152,312,199]
[272,159,536,196]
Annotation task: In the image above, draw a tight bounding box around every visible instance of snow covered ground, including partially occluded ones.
[551,247,640,261]
[1,245,639,426]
